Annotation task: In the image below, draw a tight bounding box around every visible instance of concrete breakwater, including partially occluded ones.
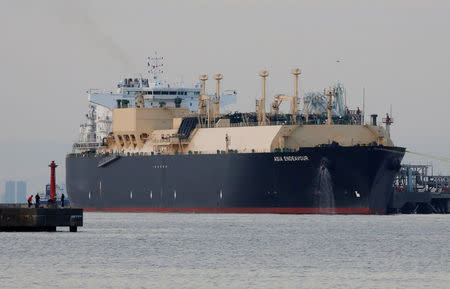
[0,205,83,232]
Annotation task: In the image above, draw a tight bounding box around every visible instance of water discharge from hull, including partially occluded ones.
[313,158,335,213]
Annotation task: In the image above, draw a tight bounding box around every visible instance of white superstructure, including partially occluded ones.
[73,55,237,152]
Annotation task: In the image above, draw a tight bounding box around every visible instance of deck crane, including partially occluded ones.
[270,94,296,116]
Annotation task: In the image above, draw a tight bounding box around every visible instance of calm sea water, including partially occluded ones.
[0,213,449,289]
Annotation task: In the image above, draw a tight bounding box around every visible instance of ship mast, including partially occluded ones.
[213,74,223,119]
[198,74,211,127]
[258,70,268,125]
[382,113,393,137]
[147,52,164,87]
[292,68,301,123]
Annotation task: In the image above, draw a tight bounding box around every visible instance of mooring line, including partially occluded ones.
[404,150,450,163]
[374,147,450,163]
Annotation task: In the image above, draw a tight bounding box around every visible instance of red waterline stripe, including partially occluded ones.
[82,207,379,214]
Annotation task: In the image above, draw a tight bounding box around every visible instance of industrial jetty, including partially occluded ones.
[66,58,405,214]
[1,162,83,232]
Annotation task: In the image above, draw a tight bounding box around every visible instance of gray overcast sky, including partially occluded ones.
[1,0,450,193]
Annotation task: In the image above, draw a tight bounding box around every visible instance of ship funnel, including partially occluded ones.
[258,70,269,125]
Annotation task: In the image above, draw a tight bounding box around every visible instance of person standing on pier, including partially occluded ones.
[35,194,40,208]
[27,195,33,208]
[61,193,65,208]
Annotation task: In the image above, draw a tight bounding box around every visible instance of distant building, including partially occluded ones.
[2,181,27,203]
[16,181,27,203]
[5,181,16,203]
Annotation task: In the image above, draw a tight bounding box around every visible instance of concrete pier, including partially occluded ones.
[389,191,450,214]
[391,164,450,214]
[0,205,83,232]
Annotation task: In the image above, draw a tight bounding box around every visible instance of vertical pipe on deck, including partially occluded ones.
[259,70,268,125]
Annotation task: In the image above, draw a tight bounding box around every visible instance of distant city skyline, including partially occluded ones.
[16,180,27,203]
[1,180,27,203]
[4,181,15,203]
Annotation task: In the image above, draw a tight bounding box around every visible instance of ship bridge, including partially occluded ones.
[73,55,237,153]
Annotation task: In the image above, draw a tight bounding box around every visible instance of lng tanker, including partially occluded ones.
[66,59,404,214]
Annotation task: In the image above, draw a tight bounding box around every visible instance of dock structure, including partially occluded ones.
[390,164,450,214]
[0,204,83,232]
[0,160,83,232]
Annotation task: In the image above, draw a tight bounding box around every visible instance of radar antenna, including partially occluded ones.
[147,52,164,85]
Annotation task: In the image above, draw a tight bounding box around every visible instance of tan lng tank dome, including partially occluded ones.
[105,105,394,154]
[186,125,283,153]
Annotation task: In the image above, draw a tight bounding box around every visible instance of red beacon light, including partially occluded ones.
[48,161,58,202]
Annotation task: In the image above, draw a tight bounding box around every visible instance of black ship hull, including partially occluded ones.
[66,146,405,214]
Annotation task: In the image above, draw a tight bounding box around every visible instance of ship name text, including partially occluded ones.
[274,155,309,162]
